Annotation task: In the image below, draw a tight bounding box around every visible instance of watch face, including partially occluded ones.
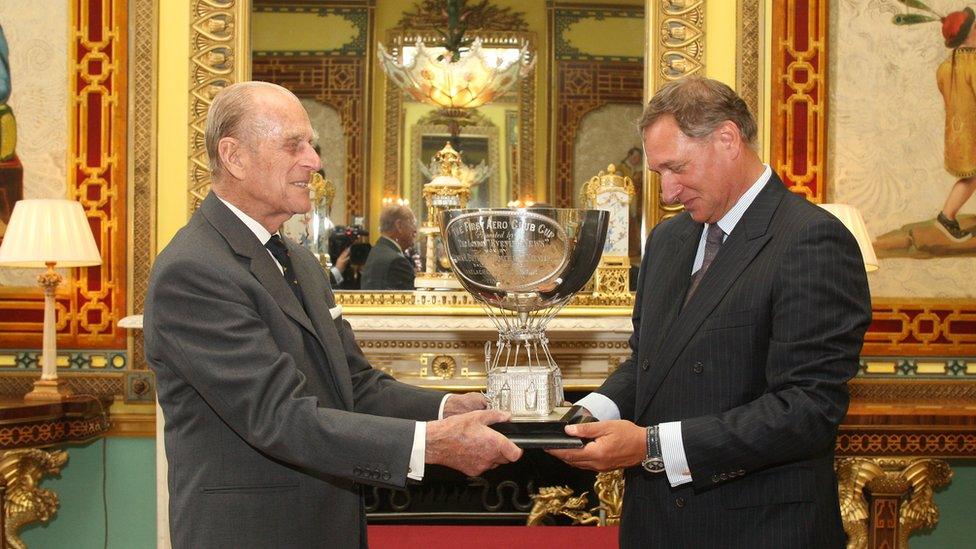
[642,457,664,473]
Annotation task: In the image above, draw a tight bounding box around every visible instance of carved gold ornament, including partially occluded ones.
[430,355,457,379]
[836,458,952,549]
[0,448,69,549]
[528,469,623,526]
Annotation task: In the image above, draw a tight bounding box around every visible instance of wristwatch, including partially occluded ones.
[641,425,665,473]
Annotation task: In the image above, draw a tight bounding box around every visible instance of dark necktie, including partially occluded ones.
[266,234,304,305]
[684,223,725,305]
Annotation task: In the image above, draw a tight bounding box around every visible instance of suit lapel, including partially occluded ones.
[200,194,318,336]
[200,194,353,409]
[289,240,355,410]
[643,219,699,352]
[635,177,787,419]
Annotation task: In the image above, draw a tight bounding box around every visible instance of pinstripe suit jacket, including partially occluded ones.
[596,175,871,548]
[145,194,445,548]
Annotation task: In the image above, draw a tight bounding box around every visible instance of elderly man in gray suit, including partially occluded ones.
[550,77,871,547]
[144,81,522,549]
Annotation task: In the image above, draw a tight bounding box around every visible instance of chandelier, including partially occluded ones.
[377,38,534,112]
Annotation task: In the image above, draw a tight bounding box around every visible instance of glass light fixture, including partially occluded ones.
[377,38,534,113]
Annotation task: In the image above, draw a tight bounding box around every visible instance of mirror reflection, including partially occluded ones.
[250,0,645,294]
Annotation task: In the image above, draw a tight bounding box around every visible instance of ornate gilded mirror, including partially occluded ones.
[188,0,648,307]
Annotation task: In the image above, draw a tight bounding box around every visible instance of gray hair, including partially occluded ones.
[379,204,415,233]
[204,81,295,178]
[637,76,757,147]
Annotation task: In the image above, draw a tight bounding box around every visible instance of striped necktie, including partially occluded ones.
[684,223,725,305]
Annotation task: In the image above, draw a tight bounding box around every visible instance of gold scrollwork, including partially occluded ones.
[188,0,250,212]
[0,448,69,549]
[527,486,600,526]
[528,469,624,527]
[836,457,952,549]
[646,0,706,229]
[658,2,705,82]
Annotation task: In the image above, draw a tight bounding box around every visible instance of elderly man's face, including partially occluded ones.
[239,91,321,229]
[395,212,418,250]
[643,115,734,224]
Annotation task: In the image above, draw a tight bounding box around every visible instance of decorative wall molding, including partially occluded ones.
[187,0,250,212]
[346,314,632,332]
[550,60,644,209]
[130,0,157,372]
[645,0,705,227]
[770,0,826,201]
[737,0,763,137]
[549,4,645,209]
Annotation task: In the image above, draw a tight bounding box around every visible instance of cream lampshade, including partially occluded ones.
[0,199,102,401]
[819,203,879,272]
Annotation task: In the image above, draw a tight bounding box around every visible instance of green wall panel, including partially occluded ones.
[19,437,155,549]
[912,461,976,549]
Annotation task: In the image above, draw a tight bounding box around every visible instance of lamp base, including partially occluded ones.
[23,379,73,402]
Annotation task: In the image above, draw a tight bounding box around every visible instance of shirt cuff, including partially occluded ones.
[330,266,344,285]
[659,421,692,486]
[408,421,425,481]
[574,393,620,421]
[437,394,451,419]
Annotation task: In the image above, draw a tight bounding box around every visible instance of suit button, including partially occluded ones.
[693,361,703,374]
[711,474,720,483]
[382,472,391,481]
[641,358,649,371]
[674,497,685,508]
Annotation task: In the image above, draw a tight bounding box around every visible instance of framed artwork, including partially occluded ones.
[0,0,137,404]
[771,0,976,356]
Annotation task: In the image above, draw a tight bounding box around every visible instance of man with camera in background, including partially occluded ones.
[327,224,369,289]
[361,203,418,290]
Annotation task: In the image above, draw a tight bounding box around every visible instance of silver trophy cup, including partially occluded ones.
[440,208,609,417]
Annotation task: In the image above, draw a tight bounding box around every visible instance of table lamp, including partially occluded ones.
[819,203,879,272]
[0,199,102,401]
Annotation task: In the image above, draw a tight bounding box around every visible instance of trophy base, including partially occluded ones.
[490,405,595,449]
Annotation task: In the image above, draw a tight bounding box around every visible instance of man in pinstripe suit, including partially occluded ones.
[550,77,871,547]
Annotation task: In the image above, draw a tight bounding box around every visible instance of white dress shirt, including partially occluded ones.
[575,165,772,486]
[217,197,446,480]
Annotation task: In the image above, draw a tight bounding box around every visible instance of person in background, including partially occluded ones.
[361,203,417,290]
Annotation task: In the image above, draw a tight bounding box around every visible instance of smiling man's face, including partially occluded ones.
[237,90,321,232]
[643,115,736,224]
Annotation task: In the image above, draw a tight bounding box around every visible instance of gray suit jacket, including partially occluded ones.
[361,236,415,290]
[144,194,445,548]
[597,175,871,548]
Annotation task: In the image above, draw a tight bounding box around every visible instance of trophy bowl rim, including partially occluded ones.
[438,208,609,308]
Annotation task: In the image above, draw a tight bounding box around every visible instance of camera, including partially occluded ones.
[328,225,370,266]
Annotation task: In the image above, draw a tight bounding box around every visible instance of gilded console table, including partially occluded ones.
[836,380,976,549]
[0,396,111,549]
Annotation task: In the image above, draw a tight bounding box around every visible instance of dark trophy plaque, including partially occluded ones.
[489,405,596,449]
